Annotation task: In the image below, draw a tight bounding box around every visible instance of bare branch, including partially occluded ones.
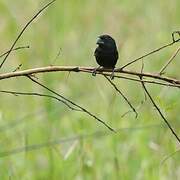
[0,0,56,69]
[0,46,29,59]
[139,76,180,144]
[105,74,180,88]
[27,75,115,132]
[120,31,180,70]
[104,75,138,118]
[0,90,81,111]
[0,66,180,87]
[159,46,180,75]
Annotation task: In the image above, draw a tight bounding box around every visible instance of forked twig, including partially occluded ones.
[27,75,115,132]
[0,46,29,59]
[159,46,180,75]
[0,0,56,69]
[120,31,180,70]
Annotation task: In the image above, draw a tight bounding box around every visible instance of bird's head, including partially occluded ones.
[96,34,117,50]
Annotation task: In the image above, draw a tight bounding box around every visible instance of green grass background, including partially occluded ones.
[0,0,179,179]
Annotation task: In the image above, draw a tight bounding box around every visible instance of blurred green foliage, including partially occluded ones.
[0,0,179,179]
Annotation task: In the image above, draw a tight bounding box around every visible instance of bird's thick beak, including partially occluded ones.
[96,38,104,45]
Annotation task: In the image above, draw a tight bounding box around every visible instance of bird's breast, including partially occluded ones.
[94,47,118,68]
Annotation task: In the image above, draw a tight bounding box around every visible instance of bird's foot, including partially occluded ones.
[92,66,101,77]
[92,69,97,76]
[110,69,115,80]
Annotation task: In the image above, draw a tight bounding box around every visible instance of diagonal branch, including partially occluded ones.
[159,46,180,75]
[139,76,180,144]
[0,0,56,69]
[0,90,81,111]
[27,75,115,132]
[120,31,180,70]
[104,75,138,118]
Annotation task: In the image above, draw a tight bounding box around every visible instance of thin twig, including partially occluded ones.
[0,46,30,59]
[0,0,56,69]
[159,46,180,75]
[27,75,115,132]
[12,64,22,72]
[160,149,180,165]
[0,90,81,111]
[108,74,178,87]
[139,76,180,144]
[172,31,180,42]
[50,47,62,65]
[120,32,180,70]
[140,59,147,101]
[121,100,145,118]
[104,75,138,118]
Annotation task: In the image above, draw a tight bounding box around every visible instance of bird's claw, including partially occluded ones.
[110,74,114,80]
[92,69,97,76]
[92,66,101,77]
[110,69,115,80]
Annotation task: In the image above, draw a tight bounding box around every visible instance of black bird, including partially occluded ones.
[93,34,119,79]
